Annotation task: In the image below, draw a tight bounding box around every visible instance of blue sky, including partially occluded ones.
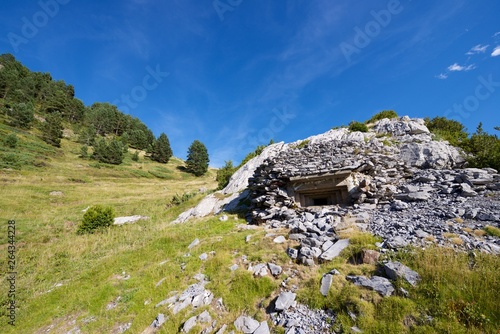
[1,0,499,167]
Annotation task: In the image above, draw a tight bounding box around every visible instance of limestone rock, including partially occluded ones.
[384,261,421,286]
[234,316,260,333]
[113,215,149,225]
[275,292,296,311]
[320,239,350,261]
[346,275,394,296]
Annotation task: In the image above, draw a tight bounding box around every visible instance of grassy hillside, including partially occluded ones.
[1,119,499,333]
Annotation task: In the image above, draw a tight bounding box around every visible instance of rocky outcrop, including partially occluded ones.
[168,116,499,334]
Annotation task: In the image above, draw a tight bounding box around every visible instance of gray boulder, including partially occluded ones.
[346,275,394,296]
[319,239,350,261]
[384,261,421,286]
[234,316,260,333]
[275,292,296,311]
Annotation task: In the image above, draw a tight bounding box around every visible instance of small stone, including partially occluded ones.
[275,292,296,311]
[252,263,268,277]
[199,253,208,261]
[267,263,282,276]
[197,310,212,323]
[320,239,350,261]
[182,316,197,332]
[151,313,166,328]
[234,316,260,333]
[215,324,227,334]
[188,238,200,249]
[219,214,229,221]
[273,236,286,244]
[245,235,252,243]
[286,247,298,259]
[253,321,270,334]
[320,274,333,296]
[384,261,421,286]
[49,191,64,196]
[362,249,380,265]
[230,264,239,271]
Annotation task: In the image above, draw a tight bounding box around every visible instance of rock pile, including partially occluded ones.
[243,117,499,254]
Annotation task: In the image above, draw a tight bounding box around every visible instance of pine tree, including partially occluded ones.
[41,113,63,147]
[151,133,173,163]
[186,140,209,176]
[91,138,124,165]
[7,102,34,128]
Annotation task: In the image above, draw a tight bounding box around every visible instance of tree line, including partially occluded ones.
[0,53,209,175]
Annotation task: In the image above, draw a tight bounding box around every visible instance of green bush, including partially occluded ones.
[79,145,88,158]
[131,150,140,162]
[77,205,115,234]
[0,153,22,169]
[168,192,196,207]
[366,110,398,124]
[216,160,236,190]
[4,133,18,148]
[91,138,124,165]
[466,123,500,171]
[425,116,469,148]
[41,113,63,147]
[348,121,368,132]
[6,102,34,128]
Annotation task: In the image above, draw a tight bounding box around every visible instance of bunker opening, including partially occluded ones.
[287,171,352,207]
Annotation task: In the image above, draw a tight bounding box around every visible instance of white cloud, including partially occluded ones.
[436,73,448,79]
[466,44,489,55]
[493,32,500,37]
[447,63,476,71]
[492,46,500,57]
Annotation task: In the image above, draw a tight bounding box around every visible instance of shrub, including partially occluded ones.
[77,205,115,234]
[79,145,88,158]
[366,110,398,124]
[425,116,469,148]
[6,102,34,128]
[168,192,196,207]
[131,150,140,162]
[348,121,368,132]
[216,160,236,190]
[0,153,22,169]
[484,225,500,237]
[466,123,500,171]
[41,113,63,147]
[4,133,18,148]
[91,138,124,165]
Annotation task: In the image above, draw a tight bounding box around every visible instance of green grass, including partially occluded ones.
[484,225,500,237]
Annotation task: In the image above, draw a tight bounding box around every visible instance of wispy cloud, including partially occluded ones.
[436,73,448,79]
[466,44,489,55]
[447,63,476,71]
[492,46,500,57]
[493,32,500,38]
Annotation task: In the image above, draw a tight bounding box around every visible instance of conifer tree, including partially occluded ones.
[186,140,209,176]
[41,113,63,147]
[151,133,173,163]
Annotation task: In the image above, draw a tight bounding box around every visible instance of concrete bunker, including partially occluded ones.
[287,171,354,207]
